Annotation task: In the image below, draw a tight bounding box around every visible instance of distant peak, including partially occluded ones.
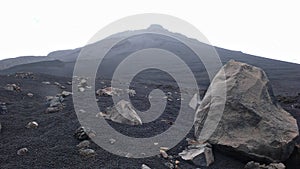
[147,24,166,31]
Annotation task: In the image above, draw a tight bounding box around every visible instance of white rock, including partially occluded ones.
[141,164,151,169]
[27,93,34,97]
[26,121,38,129]
[17,148,28,155]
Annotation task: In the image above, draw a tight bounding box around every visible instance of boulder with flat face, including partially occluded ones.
[194,60,299,162]
[101,100,142,125]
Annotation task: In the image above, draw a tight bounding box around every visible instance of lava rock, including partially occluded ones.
[74,126,96,141]
[17,148,28,155]
[79,148,96,157]
[141,164,151,169]
[101,100,142,125]
[76,140,91,149]
[244,161,285,169]
[194,60,299,162]
[25,121,38,129]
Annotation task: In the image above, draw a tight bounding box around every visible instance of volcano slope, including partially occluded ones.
[0,70,299,169]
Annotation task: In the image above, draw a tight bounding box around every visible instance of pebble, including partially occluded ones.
[27,93,34,97]
[17,148,28,155]
[76,140,90,149]
[141,164,151,169]
[160,150,168,159]
[79,148,96,157]
[109,138,116,144]
[25,121,38,129]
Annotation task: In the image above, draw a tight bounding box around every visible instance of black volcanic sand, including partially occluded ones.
[0,73,299,169]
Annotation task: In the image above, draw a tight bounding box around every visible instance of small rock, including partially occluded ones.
[60,85,66,89]
[67,81,72,85]
[27,93,34,97]
[61,91,72,97]
[42,81,51,85]
[74,126,96,140]
[244,161,285,169]
[17,148,28,155]
[160,147,170,151]
[45,107,61,113]
[77,140,90,149]
[160,150,168,159]
[141,164,151,169]
[25,121,38,129]
[179,143,214,167]
[79,148,96,157]
[79,79,88,87]
[54,82,60,86]
[78,87,85,92]
[5,84,20,91]
[109,138,116,144]
[0,122,2,132]
[79,109,86,113]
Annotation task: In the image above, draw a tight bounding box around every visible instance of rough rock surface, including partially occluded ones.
[194,60,299,162]
[244,161,285,169]
[179,143,214,167]
[101,100,142,125]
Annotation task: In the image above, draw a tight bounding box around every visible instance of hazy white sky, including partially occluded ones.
[0,0,299,64]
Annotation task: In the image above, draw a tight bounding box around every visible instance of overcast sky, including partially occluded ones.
[0,0,299,64]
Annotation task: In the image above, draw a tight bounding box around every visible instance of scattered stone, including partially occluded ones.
[194,60,299,162]
[141,164,151,169]
[79,79,88,88]
[45,107,62,113]
[74,126,96,141]
[15,72,34,79]
[109,138,116,145]
[25,121,38,129]
[164,161,175,169]
[5,84,21,91]
[160,147,170,151]
[60,85,66,89]
[0,102,8,114]
[42,81,51,85]
[76,140,90,149]
[67,81,72,85]
[45,95,64,113]
[96,87,136,97]
[101,100,142,125]
[244,161,285,169]
[79,109,86,113]
[79,148,96,157]
[17,148,28,155]
[61,91,72,97]
[160,150,169,159]
[179,143,214,167]
[54,82,60,86]
[27,93,34,97]
[78,87,85,92]
[126,89,136,96]
[96,87,121,96]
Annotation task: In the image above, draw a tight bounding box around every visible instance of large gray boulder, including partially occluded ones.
[194,60,299,162]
